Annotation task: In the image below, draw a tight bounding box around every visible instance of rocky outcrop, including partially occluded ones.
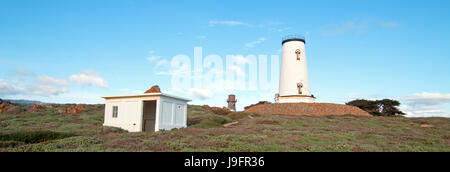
[65,107,79,114]
[201,105,232,115]
[75,105,85,111]
[0,101,12,113]
[59,104,85,114]
[145,85,161,93]
[30,105,42,110]
[211,107,231,115]
[202,105,211,110]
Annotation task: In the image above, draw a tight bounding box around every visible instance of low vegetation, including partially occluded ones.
[0,131,75,144]
[0,103,449,152]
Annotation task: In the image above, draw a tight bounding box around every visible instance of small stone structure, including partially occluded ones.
[227,94,237,112]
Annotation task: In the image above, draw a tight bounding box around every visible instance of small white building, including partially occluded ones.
[102,93,191,132]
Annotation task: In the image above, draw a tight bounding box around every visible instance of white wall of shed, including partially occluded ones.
[103,96,159,132]
[157,96,188,131]
[103,95,187,132]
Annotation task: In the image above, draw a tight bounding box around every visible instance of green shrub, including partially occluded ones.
[5,105,26,114]
[0,121,9,127]
[10,136,104,152]
[211,108,231,116]
[227,112,259,121]
[212,116,232,124]
[256,119,281,125]
[0,141,23,148]
[0,131,75,144]
[346,99,405,116]
[103,127,127,134]
[193,121,222,128]
[191,116,232,129]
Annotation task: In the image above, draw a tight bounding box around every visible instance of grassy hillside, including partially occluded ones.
[0,104,449,152]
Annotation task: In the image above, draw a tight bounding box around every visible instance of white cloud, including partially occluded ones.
[399,93,450,117]
[146,50,161,61]
[36,75,70,87]
[155,61,190,76]
[2,73,71,97]
[234,56,249,64]
[167,87,213,100]
[155,71,171,76]
[146,56,161,62]
[245,38,266,48]
[257,22,282,28]
[270,27,292,33]
[27,85,68,96]
[401,93,450,105]
[209,20,249,27]
[69,70,108,88]
[189,88,213,100]
[13,69,34,76]
[2,70,110,100]
[34,91,104,104]
[155,59,169,67]
[0,79,21,96]
[23,75,71,96]
[145,50,168,68]
[1,75,70,97]
[380,21,399,28]
[228,66,246,77]
[323,21,367,36]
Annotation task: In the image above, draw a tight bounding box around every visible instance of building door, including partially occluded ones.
[142,101,157,132]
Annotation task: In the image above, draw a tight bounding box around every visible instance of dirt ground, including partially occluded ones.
[245,103,372,117]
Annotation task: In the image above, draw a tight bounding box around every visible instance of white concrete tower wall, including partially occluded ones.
[277,36,315,103]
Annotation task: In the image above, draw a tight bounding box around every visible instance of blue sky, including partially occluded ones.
[1,0,449,117]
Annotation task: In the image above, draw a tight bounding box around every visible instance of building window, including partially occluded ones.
[112,106,118,118]
[295,49,301,61]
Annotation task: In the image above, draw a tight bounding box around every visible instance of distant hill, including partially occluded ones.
[3,99,47,106]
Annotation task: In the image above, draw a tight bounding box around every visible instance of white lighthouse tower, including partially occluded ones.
[276,35,316,103]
